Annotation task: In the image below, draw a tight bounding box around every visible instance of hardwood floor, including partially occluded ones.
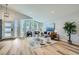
[0,38,79,55]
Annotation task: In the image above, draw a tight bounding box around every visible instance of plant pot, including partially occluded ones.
[68,40,72,44]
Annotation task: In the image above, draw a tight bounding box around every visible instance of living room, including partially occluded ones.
[0,4,79,55]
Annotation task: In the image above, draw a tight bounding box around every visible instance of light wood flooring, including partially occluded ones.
[0,38,79,55]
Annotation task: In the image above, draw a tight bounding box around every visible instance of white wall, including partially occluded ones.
[54,11,79,45]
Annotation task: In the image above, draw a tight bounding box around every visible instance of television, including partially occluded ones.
[46,27,54,32]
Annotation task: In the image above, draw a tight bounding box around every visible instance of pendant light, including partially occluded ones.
[4,4,9,17]
[0,5,3,17]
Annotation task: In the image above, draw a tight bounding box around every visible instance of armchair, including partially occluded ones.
[50,32,59,41]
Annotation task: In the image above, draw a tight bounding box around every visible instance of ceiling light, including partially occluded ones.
[51,11,55,14]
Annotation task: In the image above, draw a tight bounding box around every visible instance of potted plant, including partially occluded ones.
[63,22,77,44]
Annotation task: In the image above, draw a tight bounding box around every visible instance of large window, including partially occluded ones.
[4,21,12,38]
[3,19,43,38]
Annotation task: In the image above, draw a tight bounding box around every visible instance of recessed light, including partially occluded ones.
[51,11,55,14]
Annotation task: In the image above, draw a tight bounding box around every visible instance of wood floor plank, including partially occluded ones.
[0,41,12,55]
[56,43,79,54]
[44,46,61,55]
[53,43,78,55]
[0,38,79,55]
[59,41,79,50]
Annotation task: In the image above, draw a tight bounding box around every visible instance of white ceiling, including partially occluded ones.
[6,4,79,23]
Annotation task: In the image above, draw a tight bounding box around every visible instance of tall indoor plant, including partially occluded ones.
[63,22,77,44]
